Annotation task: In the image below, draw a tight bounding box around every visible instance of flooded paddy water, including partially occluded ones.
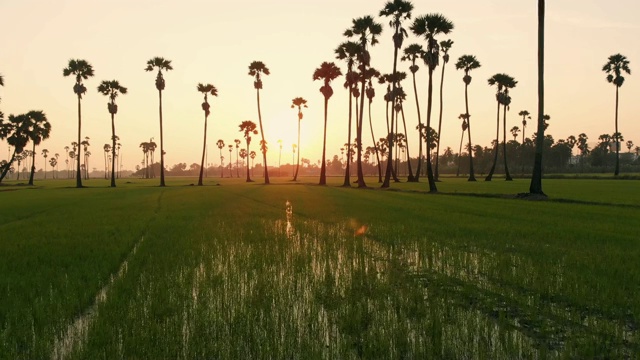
[62,199,637,359]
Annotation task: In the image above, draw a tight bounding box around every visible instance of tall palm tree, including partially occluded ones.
[335,41,362,187]
[63,59,94,188]
[519,110,531,173]
[196,83,218,186]
[456,114,468,177]
[81,137,90,180]
[455,55,481,181]
[401,43,425,181]
[147,139,157,178]
[97,80,127,187]
[291,97,308,181]
[145,57,173,186]
[250,150,257,177]
[239,120,258,182]
[486,73,516,181]
[216,139,225,178]
[234,139,241,177]
[49,157,57,179]
[42,149,49,179]
[434,39,453,181]
[103,144,111,178]
[26,111,51,185]
[530,0,546,195]
[139,142,149,179]
[228,144,233,174]
[313,61,342,185]
[411,13,454,193]
[380,0,412,188]
[248,61,271,184]
[345,15,383,188]
[363,67,383,182]
[602,53,631,176]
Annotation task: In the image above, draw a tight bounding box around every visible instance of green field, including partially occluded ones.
[1,177,639,359]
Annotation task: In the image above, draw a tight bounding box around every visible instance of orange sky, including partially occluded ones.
[1,0,639,172]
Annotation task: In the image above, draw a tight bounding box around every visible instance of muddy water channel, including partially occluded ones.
[70,203,638,359]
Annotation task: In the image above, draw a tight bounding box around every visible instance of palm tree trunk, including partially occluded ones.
[356,78,366,188]
[382,42,400,188]
[111,112,117,187]
[435,59,447,181]
[521,123,526,174]
[158,89,166,186]
[400,105,414,180]
[529,0,545,195]
[425,69,438,193]
[198,113,208,186]
[614,85,620,176]
[343,90,352,187]
[485,101,500,181]
[256,89,270,184]
[76,96,83,188]
[28,143,36,185]
[466,83,476,181]
[293,119,301,181]
[368,100,382,183]
[320,97,329,185]
[502,105,512,180]
[412,70,423,182]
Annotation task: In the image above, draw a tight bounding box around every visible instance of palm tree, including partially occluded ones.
[380,0,413,187]
[626,140,634,153]
[345,15,383,188]
[486,73,517,181]
[42,149,49,179]
[239,148,248,174]
[63,59,94,188]
[26,111,51,185]
[530,0,546,195]
[248,61,271,184]
[234,139,241,177]
[401,43,425,181]
[519,110,531,173]
[510,126,521,142]
[196,83,218,186]
[81,137,90,180]
[216,139,225,178]
[434,39,453,181]
[313,61,343,185]
[249,151,257,177]
[410,13,454,192]
[291,97,308,181]
[145,57,173,186]
[139,142,149,178]
[335,41,362,187]
[97,79,127,187]
[363,67,383,182]
[239,121,258,182]
[228,144,233,174]
[103,144,111,178]
[454,55,481,181]
[147,139,157,178]
[456,114,468,177]
[49,157,57,179]
[603,53,631,176]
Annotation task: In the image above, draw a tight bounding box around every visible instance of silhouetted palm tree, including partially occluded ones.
[345,15,383,188]
[313,61,342,185]
[97,79,127,187]
[145,57,173,186]
[401,43,425,180]
[239,120,258,182]
[486,73,517,181]
[216,139,225,178]
[103,144,111,178]
[26,111,51,185]
[250,150,257,177]
[380,0,412,187]
[363,67,383,182]
[456,114,468,177]
[49,157,57,179]
[234,139,241,177]
[434,39,453,181]
[530,0,546,195]
[603,53,631,176]
[196,83,218,186]
[139,142,150,179]
[411,13,453,193]
[42,149,49,179]
[335,41,361,187]
[455,54,481,181]
[228,145,233,174]
[248,61,271,184]
[63,59,94,188]
[291,97,308,181]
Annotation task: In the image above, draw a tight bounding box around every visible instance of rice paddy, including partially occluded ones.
[1,177,639,358]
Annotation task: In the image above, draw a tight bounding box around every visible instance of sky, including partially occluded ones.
[1,0,639,172]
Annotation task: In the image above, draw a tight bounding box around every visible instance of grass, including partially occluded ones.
[1,176,639,358]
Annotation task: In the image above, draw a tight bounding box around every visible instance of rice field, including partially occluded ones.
[1,177,639,359]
